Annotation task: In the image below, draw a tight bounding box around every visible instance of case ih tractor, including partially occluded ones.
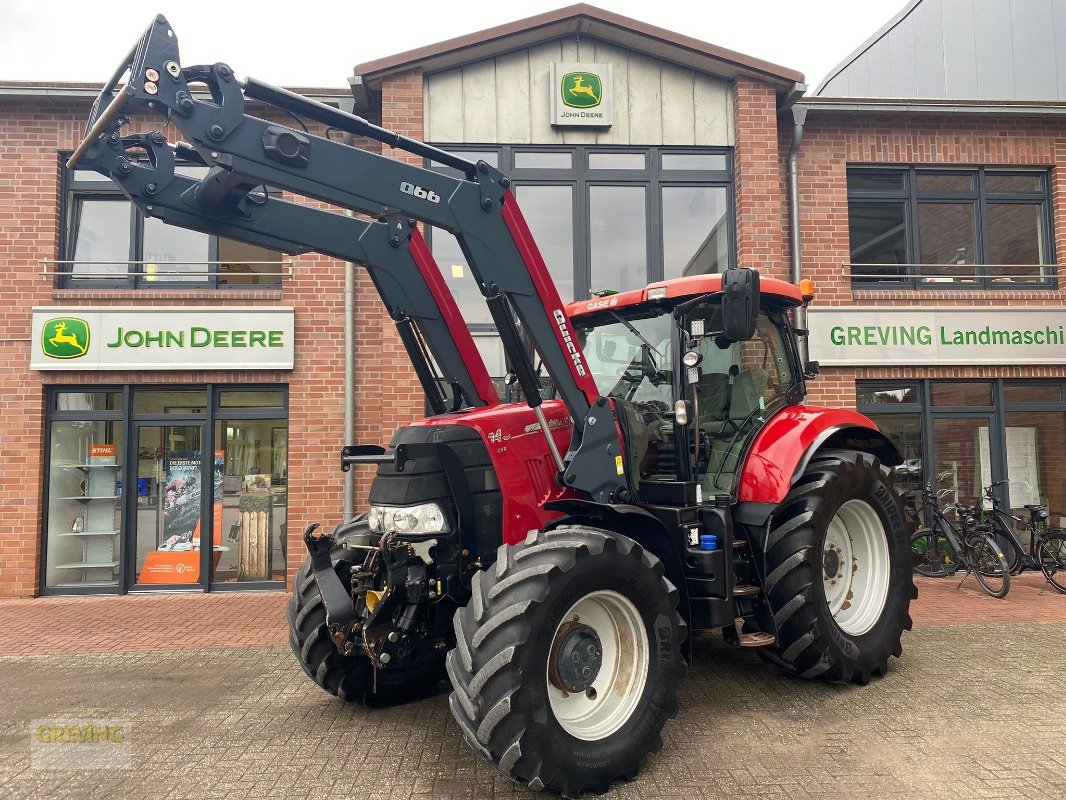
[72,17,915,797]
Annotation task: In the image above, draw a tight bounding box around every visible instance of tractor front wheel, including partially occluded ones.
[447,526,686,796]
[759,449,916,683]
[287,518,445,706]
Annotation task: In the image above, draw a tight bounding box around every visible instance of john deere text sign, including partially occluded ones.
[807,307,1066,366]
[30,308,295,370]
[550,62,613,127]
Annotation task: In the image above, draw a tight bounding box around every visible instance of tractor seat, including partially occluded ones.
[702,368,769,437]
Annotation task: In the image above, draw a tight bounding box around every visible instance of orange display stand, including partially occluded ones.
[138,503,226,585]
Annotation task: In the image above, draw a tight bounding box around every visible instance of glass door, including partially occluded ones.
[129,422,207,589]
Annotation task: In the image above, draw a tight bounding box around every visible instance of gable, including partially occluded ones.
[424,37,733,146]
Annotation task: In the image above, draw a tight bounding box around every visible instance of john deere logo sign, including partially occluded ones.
[550,62,613,127]
[31,307,295,371]
[42,317,90,359]
[562,72,602,108]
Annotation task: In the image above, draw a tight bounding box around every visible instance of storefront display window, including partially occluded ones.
[42,385,288,595]
[45,421,124,589]
[858,379,1066,524]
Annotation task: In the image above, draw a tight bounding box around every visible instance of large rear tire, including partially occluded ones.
[447,527,686,796]
[759,449,916,683]
[287,519,446,706]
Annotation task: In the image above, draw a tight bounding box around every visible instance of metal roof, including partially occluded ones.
[816,0,1066,102]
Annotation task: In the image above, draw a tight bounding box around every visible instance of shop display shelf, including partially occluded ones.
[53,560,120,571]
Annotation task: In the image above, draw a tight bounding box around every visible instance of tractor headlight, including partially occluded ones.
[367,502,448,534]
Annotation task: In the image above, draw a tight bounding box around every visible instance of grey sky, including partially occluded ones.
[0,0,907,91]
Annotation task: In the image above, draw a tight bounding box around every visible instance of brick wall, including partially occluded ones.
[732,78,788,281]
[0,96,379,596]
[350,70,426,506]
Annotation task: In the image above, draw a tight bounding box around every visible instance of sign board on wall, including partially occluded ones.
[807,307,1066,366]
[550,62,613,127]
[30,307,295,371]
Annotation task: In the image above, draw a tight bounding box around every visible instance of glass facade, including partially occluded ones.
[858,379,1066,525]
[426,145,733,377]
[42,386,288,594]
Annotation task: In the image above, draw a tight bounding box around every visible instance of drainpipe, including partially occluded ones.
[339,97,357,521]
[787,103,808,360]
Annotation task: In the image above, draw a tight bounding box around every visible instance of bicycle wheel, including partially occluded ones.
[966,535,1010,599]
[977,524,1023,574]
[1035,530,1066,595]
[911,529,957,577]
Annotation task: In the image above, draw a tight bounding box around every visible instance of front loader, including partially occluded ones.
[71,17,916,796]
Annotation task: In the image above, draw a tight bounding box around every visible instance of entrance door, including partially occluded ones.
[129,422,208,589]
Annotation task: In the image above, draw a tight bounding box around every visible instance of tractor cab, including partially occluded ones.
[568,274,805,504]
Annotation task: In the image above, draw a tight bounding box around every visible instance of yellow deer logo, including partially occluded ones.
[47,322,86,356]
[568,75,600,104]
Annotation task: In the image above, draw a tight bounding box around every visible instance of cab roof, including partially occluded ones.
[566,274,803,319]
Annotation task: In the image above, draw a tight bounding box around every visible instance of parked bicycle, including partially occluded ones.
[909,481,1010,598]
[976,480,1066,594]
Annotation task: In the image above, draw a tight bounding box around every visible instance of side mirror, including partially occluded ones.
[804,360,820,378]
[721,268,760,341]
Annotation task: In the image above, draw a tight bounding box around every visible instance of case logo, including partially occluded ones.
[561,72,602,109]
[42,317,90,359]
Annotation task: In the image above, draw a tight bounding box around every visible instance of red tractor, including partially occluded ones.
[73,18,915,796]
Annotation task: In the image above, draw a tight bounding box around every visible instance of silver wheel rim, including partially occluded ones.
[822,499,891,636]
[546,590,649,741]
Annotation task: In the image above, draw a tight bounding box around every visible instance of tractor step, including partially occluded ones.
[726,618,776,648]
[736,630,777,648]
[732,539,748,549]
[732,584,760,598]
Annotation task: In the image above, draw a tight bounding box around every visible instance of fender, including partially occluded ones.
[543,499,692,655]
[737,405,902,510]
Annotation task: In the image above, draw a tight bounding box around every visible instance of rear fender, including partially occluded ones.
[737,406,901,520]
[543,499,692,655]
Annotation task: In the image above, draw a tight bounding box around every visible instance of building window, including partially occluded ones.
[42,386,287,594]
[61,166,285,288]
[847,167,1054,289]
[426,146,733,376]
[857,379,1066,525]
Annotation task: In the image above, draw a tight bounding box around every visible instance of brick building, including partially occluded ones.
[2,1,1064,598]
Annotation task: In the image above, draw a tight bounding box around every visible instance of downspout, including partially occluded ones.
[339,97,357,521]
[787,103,808,360]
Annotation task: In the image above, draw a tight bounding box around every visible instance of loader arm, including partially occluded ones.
[75,132,496,412]
[69,15,628,503]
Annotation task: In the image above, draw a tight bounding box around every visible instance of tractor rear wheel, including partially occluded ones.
[287,518,445,706]
[759,449,916,683]
[447,526,686,796]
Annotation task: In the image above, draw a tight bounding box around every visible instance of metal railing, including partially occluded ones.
[39,260,293,284]
[848,263,1057,289]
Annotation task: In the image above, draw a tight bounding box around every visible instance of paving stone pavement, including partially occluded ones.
[1,621,1063,800]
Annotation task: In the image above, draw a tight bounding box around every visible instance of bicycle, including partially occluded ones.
[909,481,1011,598]
[976,480,1066,595]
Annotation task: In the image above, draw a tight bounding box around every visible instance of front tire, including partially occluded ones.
[447,526,686,796]
[760,449,916,683]
[966,534,1010,598]
[287,519,445,706]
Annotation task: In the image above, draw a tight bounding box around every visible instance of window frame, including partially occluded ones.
[60,160,284,290]
[426,145,735,332]
[847,165,1055,290]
